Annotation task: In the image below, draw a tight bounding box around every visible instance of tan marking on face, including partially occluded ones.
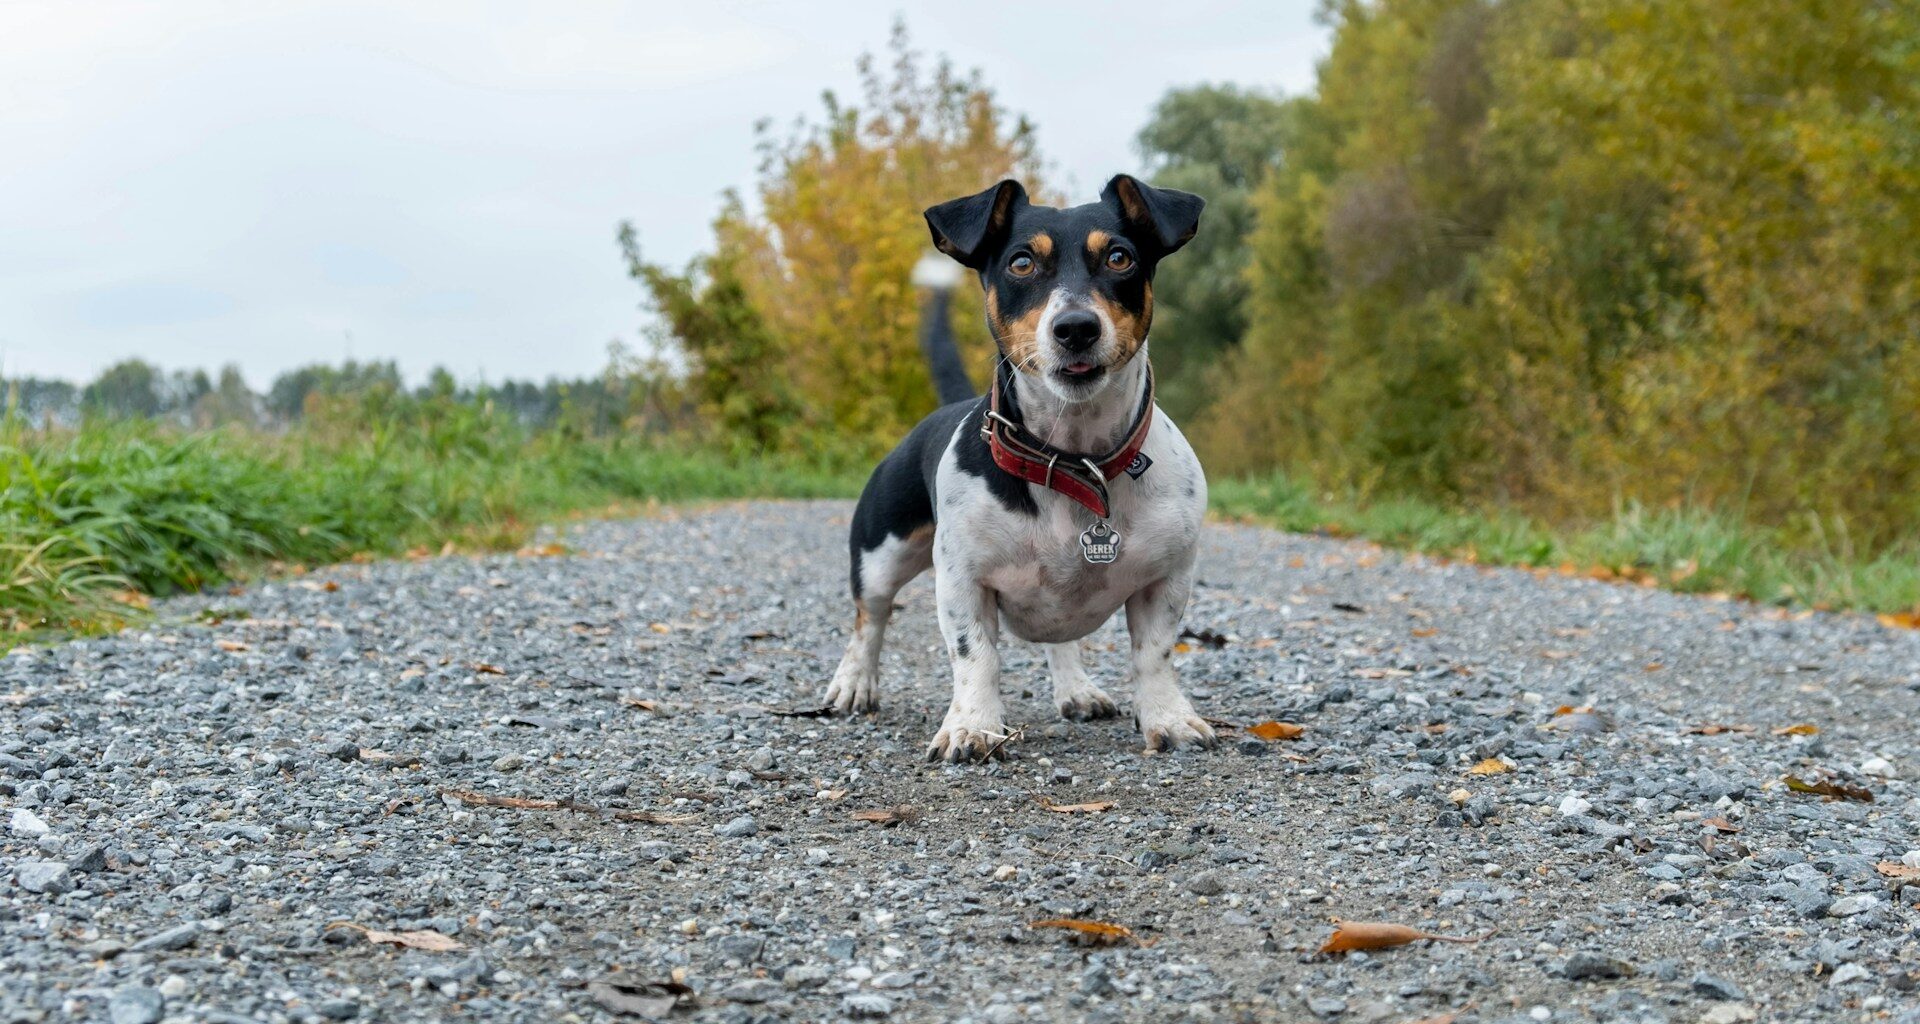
[1085,230,1112,256]
[987,288,1044,372]
[1092,281,1152,365]
[1028,234,1052,258]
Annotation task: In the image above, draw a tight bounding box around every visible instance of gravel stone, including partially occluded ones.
[4,502,1919,1022]
[106,987,163,1024]
[15,860,74,894]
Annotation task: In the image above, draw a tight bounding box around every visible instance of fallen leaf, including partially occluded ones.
[1551,704,1593,717]
[216,639,250,652]
[1411,627,1438,638]
[1202,717,1240,732]
[519,543,570,558]
[852,805,919,826]
[358,749,422,767]
[1319,920,1488,954]
[471,663,505,676]
[1172,642,1193,654]
[1178,627,1230,649]
[1701,817,1741,833]
[1029,919,1154,947]
[1772,723,1819,736]
[1875,861,1920,881]
[1467,758,1513,776]
[620,696,667,715]
[1783,775,1874,803]
[589,979,694,1018]
[649,622,671,634]
[1038,798,1114,814]
[1247,721,1305,741]
[1877,611,1920,630]
[329,922,464,952]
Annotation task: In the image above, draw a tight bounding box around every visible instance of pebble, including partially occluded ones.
[128,923,200,953]
[844,993,894,1018]
[1827,895,1878,918]
[715,814,758,838]
[15,861,74,895]
[9,807,49,837]
[1690,973,1744,1001]
[106,987,163,1024]
[1562,951,1633,980]
[1557,793,1592,817]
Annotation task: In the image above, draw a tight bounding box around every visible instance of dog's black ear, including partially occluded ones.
[924,180,1027,269]
[1102,174,1204,258]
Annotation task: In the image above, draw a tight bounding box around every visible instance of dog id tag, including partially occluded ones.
[1079,520,1122,564]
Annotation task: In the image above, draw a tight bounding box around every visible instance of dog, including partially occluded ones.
[823,174,1213,761]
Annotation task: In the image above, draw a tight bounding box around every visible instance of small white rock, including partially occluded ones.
[993,864,1017,882]
[1528,1006,1550,1021]
[157,975,188,998]
[1828,963,1871,986]
[1557,793,1592,817]
[1859,756,1896,778]
[9,808,48,837]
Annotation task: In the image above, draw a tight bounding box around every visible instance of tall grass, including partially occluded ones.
[0,397,859,641]
[1212,473,1920,617]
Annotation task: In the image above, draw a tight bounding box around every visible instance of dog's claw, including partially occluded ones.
[1056,689,1120,721]
[823,666,878,714]
[1140,714,1217,753]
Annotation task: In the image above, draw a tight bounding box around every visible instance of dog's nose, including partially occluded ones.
[1051,310,1101,353]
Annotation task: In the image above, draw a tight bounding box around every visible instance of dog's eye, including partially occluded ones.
[1105,248,1135,272]
[1008,253,1035,277]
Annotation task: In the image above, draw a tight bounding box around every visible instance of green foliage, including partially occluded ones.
[1198,0,1920,549]
[0,398,859,641]
[1136,85,1297,418]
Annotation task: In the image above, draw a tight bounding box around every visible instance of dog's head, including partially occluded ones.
[925,175,1203,401]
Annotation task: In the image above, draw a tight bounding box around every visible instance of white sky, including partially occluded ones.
[0,1,1326,387]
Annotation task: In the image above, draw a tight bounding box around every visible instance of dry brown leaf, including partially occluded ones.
[1466,758,1512,776]
[330,922,464,952]
[1783,775,1874,803]
[852,805,919,826]
[470,663,505,675]
[358,749,422,767]
[1039,798,1114,814]
[1319,920,1488,954]
[589,978,694,1018]
[1172,642,1193,654]
[215,639,250,652]
[1551,704,1593,717]
[1411,627,1438,638]
[1247,721,1305,741]
[1701,817,1741,833]
[1029,919,1154,947]
[620,696,666,714]
[1772,723,1820,736]
[1875,861,1920,881]
[520,543,570,558]
[1877,611,1920,630]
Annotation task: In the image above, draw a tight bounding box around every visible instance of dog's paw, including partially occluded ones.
[926,704,1011,762]
[1055,686,1119,721]
[1136,699,1216,753]
[824,664,878,714]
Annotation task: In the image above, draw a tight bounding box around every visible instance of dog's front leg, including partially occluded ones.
[1126,571,1216,752]
[927,568,1008,762]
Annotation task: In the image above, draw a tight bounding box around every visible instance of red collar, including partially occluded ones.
[984,363,1154,518]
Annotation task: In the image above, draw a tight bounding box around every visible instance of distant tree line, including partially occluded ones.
[2,344,687,436]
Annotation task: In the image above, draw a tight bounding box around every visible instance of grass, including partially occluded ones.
[0,400,860,643]
[1212,473,1920,619]
[6,404,1918,648]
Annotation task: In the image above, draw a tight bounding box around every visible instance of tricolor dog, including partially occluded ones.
[824,175,1213,761]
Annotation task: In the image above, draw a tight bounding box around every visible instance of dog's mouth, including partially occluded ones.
[1054,361,1105,385]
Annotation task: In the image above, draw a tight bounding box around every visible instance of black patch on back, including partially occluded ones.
[951,402,1038,517]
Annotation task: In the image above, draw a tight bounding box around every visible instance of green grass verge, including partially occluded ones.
[1212,473,1920,618]
[1,408,860,644]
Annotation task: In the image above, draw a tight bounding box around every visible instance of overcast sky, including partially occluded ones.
[0,1,1326,387]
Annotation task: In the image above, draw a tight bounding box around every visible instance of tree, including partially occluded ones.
[81,360,163,419]
[629,22,1045,455]
[1136,84,1296,418]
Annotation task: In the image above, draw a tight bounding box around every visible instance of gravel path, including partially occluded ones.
[6,501,1920,1024]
